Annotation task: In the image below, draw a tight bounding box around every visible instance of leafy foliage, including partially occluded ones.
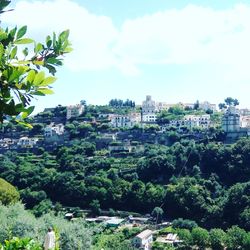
[0,177,19,205]
[0,203,93,250]
[0,237,42,250]
[0,1,72,123]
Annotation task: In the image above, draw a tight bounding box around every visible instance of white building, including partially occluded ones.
[183,114,211,129]
[157,102,170,111]
[133,229,153,250]
[66,104,84,120]
[240,109,250,116]
[0,138,16,149]
[156,233,182,247]
[142,113,157,123]
[161,114,211,131]
[240,116,250,128]
[44,124,64,137]
[110,113,141,128]
[17,137,38,148]
[199,101,217,112]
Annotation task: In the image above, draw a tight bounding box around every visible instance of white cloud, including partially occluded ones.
[114,4,250,66]
[3,1,250,78]
[2,0,118,71]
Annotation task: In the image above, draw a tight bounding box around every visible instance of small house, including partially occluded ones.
[106,218,124,228]
[133,229,153,250]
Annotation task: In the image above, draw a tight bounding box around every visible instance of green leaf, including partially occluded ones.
[0,43,4,59]
[0,1,11,11]
[33,60,44,66]
[14,38,34,44]
[59,29,70,41]
[9,26,17,38]
[46,57,62,65]
[46,35,52,48]
[31,91,45,96]
[10,46,17,59]
[34,42,43,53]
[9,69,21,82]
[33,71,45,85]
[16,26,27,39]
[46,64,56,75]
[27,70,36,83]
[15,103,25,112]
[22,47,28,57]
[40,76,57,86]
[53,32,56,47]
[15,120,33,128]
[37,88,54,95]
[21,106,34,118]
[16,60,30,65]
[0,30,8,41]
[64,46,73,53]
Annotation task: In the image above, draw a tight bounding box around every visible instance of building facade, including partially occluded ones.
[222,106,240,132]
[110,113,141,128]
[133,229,153,250]
[142,95,157,114]
[199,101,217,112]
[142,113,157,123]
[44,124,64,137]
[66,104,84,120]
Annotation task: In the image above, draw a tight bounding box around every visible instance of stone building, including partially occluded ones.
[142,95,157,114]
[221,106,250,142]
[222,106,240,132]
[66,103,84,120]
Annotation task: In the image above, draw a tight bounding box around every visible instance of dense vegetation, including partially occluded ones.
[153,225,250,250]
[1,119,250,232]
[0,202,97,249]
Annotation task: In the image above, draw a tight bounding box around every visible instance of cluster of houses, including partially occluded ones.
[0,137,39,150]
[83,214,180,249]
[63,96,217,133]
[100,96,215,130]
[0,123,66,150]
[3,96,250,151]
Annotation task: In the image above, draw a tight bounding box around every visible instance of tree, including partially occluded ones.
[172,218,198,230]
[0,178,19,205]
[194,100,199,110]
[191,227,210,250]
[223,97,239,108]
[240,208,250,230]
[218,103,226,110]
[210,228,227,250]
[243,233,250,250]
[0,1,72,123]
[224,97,234,106]
[226,226,247,250]
[151,207,164,223]
[89,199,101,215]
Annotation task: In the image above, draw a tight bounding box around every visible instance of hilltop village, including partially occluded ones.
[0,95,250,152]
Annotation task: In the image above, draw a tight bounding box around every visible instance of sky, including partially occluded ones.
[2,0,250,112]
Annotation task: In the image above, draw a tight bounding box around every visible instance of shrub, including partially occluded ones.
[0,203,93,250]
[0,178,20,205]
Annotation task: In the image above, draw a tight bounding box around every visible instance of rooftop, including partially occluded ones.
[106,218,124,225]
[136,229,153,239]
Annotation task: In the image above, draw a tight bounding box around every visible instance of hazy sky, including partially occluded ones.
[3,0,250,112]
